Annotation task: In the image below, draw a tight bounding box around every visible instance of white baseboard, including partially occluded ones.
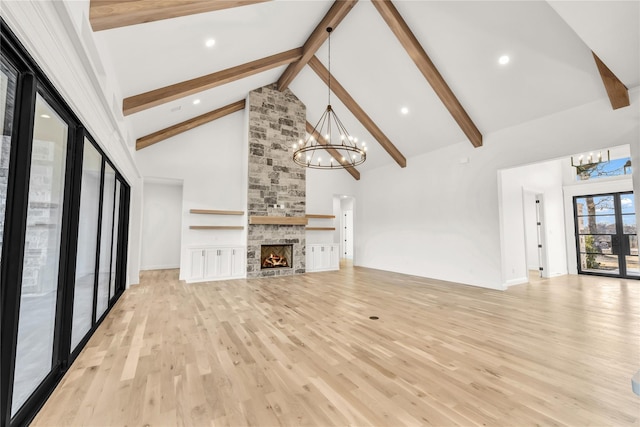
[140,264,180,271]
[503,276,529,288]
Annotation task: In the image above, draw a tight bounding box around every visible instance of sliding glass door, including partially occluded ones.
[70,140,102,351]
[11,92,70,416]
[0,55,17,266]
[1,21,131,427]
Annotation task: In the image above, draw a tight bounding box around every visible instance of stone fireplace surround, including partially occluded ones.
[246,84,306,278]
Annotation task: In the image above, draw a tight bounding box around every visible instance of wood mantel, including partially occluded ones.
[249,216,308,225]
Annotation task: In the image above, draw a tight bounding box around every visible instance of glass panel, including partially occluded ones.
[576,157,633,181]
[96,163,115,320]
[627,255,640,276]
[70,141,102,351]
[574,195,615,216]
[0,57,18,264]
[630,235,638,256]
[12,94,68,415]
[109,180,120,299]
[577,215,616,234]
[620,194,635,214]
[578,235,612,254]
[622,214,636,234]
[579,253,619,273]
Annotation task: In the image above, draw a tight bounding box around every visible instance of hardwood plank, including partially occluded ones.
[308,56,407,168]
[277,0,358,91]
[189,209,244,215]
[371,0,483,148]
[31,268,640,426]
[123,48,302,115]
[136,100,246,150]
[189,226,244,230]
[305,121,361,180]
[90,0,271,31]
[305,214,335,219]
[248,216,307,225]
[592,52,630,110]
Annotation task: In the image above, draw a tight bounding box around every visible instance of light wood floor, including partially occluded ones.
[32,266,640,426]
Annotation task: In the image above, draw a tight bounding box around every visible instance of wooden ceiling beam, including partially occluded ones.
[277,0,358,91]
[90,0,271,32]
[305,121,361,180]
[136,99,246,150]
[123,47,302,116]
[371,0,483,148]
[592,52,630,110]
[308,56,406,168]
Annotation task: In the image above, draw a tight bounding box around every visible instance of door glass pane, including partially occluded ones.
[12,94,68,415]
[1,57,18,264]
[578,235,612,254]
[575,195,615,216]
[620,194,635,214]
[109,180,120,299]
[70,140,102,350]
[622,214,636,234]
[579,253,619,273]
[96,163,115,320]
[577,215,616,234]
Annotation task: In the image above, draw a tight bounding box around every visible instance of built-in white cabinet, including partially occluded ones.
[186,246,245,283]
[306,244,340,272]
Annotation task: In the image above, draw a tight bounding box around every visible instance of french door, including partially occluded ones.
[574,192,639,278]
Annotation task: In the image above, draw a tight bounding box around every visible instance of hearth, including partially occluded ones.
[261,244,293,269]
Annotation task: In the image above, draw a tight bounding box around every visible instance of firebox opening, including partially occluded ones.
[261,244,293,269]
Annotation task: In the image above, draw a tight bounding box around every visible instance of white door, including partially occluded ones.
[342,210,354,259]
[204,248,219,279]
[188,249,205,281]
[218,248,232,277]
[231,247,245,277]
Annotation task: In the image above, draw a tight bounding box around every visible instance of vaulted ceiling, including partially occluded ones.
[92,0,639,177]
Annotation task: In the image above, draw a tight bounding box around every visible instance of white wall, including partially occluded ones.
[141,180,183,270]
[1,1,143,286]
[356,89,639,290]
[135,112,247,279]
[305,169,358,245]
[499,159,567,286]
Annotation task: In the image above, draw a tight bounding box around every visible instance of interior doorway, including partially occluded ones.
[574,191,639,278]
[141,179,183,270]
[334,195,354,261]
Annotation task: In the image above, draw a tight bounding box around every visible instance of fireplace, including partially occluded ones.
[261,244,293,269]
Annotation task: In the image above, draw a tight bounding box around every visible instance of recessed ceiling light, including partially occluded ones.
[400,107,409,115]
[205,39,215,48]
[193,99,201,105]
[40,114,50,119]
[498,55,510,65]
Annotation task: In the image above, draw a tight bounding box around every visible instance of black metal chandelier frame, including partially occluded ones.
[292,27,366,170]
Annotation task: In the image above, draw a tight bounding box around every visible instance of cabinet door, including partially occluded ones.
[306,246,315,271]
[204,248,219,279]
[218,248,232,278]
[329,245,339,270]
[189,249,205,281]
[314,245,329,270]
[231,247,245,277]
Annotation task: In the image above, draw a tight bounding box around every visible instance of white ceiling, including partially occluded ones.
[94,0,640,173]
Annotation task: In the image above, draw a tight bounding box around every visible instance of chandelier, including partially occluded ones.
[293,27,366,169]
[571,150,610,173]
